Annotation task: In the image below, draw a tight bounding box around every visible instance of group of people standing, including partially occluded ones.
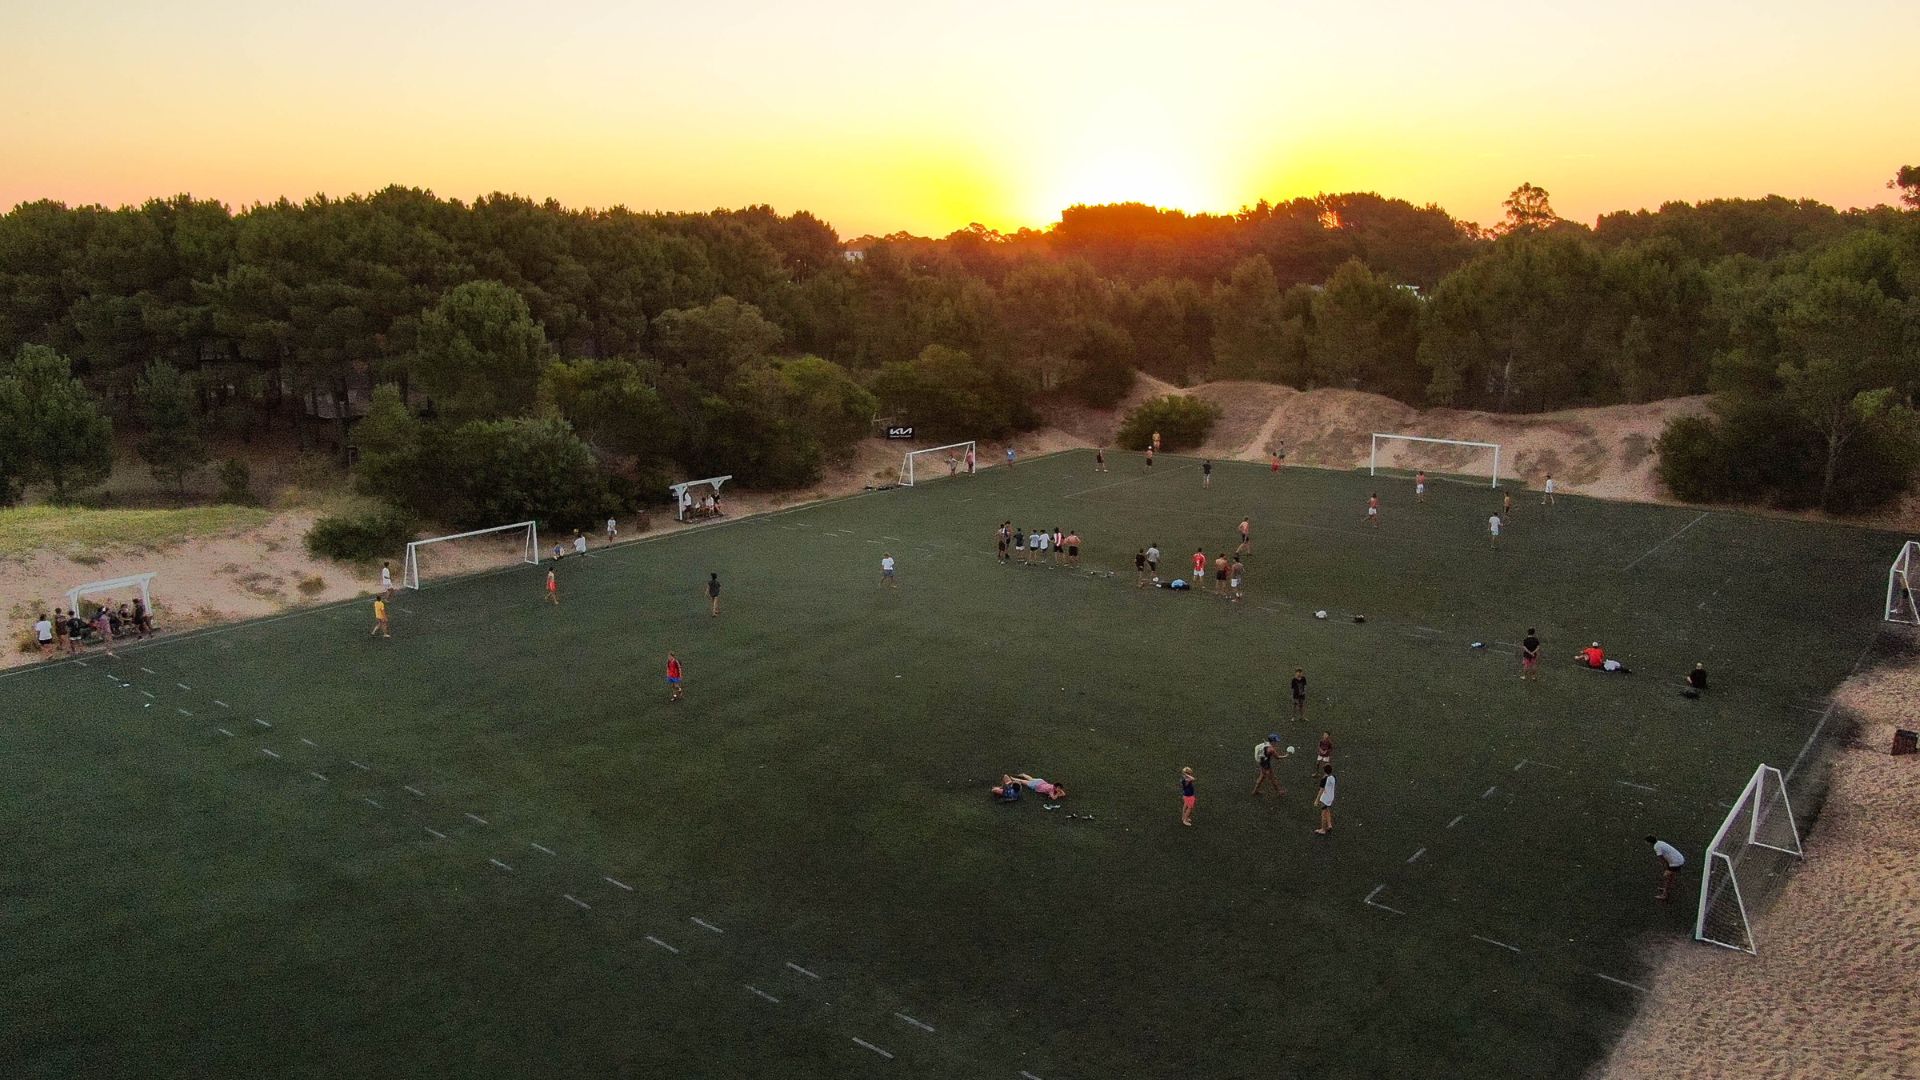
[32,597,153,656]
[996,523,1083,567]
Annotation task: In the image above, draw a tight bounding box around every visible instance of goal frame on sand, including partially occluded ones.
[403,521,539,590]
[1885,540,1919,624]
[1695,763,1802,953]
[1369,433,1503,488]
[900,441,977,487]
[67,571,157,615]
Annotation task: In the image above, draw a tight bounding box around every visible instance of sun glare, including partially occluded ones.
[1030,146,1218,222]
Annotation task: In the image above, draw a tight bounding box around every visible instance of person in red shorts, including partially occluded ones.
[1179,767,1196,827]
[666,650,684,701]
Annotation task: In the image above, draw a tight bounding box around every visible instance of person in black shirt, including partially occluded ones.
[706,573,721,617]
[1683,662,1708,697]
[1290,669,1307,720]
[1521,629,1541,681]
[1134,548,1148,588]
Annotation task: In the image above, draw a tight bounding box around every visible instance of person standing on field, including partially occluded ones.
[52,608,69,654]
[1202,459,1213,487]
[1236,517,1251,555]
[34,613,54,656]
[880,553,898,588]
[1290,668,1307,720]
[1313,765,1337,835]
[1252,734,1289,796]
[1191,547,1206,583]
[1229,556,1245,601]
[1180,767,1196,827]
[1366,493,1380,527]
[1152,430,1162,452]
[1145,445,1155,469]
[606,516,619,543]
[1488,512,1502,546]
[666,650,684,702]
[1647,836,1685,901]
[573,531,588,557]
[1543,474,1557,506]
[1135,547,1149,587]
[1005,446,1016,468]
[1146,543,1160,578]
[1521,628,1541,680]
[545,567,559,605]
[1065,529,1081,568]
[1416,470,1427,501]
[380,561,394,599]
[370,595,391,639]
[997,522,1011,563]
[1095,448,1106,472]
[706,572,721,617]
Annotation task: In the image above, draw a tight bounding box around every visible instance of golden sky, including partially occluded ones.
[4,0,1915,237]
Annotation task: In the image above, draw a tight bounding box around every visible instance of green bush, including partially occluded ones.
[217,458,256,505]
[1116,395,1221,452]
[304,507,416,562]
[1653,415,1729,502]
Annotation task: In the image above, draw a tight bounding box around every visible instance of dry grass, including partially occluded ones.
[0,505,273,561]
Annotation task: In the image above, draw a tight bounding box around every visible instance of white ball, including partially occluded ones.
[1315,610,1327,619]
[1286,746,1296,754]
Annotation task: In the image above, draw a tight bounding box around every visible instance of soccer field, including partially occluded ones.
[0,450,1897,1079]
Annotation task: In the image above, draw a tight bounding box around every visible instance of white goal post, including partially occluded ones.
[900,441,977,486]
[1885,541,1919,624]
[1695,763,1803,953]
[403,521,539,590]
[1369,433,1503,488]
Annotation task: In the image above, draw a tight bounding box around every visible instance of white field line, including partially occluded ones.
[259,748,280,759]
[252,718,272,728]
[603,876,634,892]
[1472,934,1522,954]
[1363,884,1407,915]
[1447,814,1466,828]
[690,917,723,934]
[216,728,234,737]
[563,894,591,911]
[1620,512,1709,571]
[1595,973,1649,993]
[348,760,369,771]
[140,667,155,674]
[530,842,556,856]
[850,1038,894,1060]
[1481,785,1497,799]
[895,1012,935,1034]
[488,858,514,873]
[176,708,193,716]
[425,828,446,840]
[785,961,821,980]
[646,936,679,954]
[746,985,780,1004]
[213,700,230,709]
[1787,636,1878,781]
[364,798,383,809]
[404,786,426,798]
[464,813,489,826]
[300,738,318,748]
[140,690,156,698]
[1616,780,1658,793]
[1406,847,1427,864]
[308,771,327,782]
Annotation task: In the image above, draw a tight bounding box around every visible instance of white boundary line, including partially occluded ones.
[1788,637,1881,781]
[1621,512,1709,571]
[1406,847,1427,864]
[690,917,723,934]
[1595,973,1649,993]
[603,876,634,892]
[746,985,780,1004]
[850,1037,894,1060]
[563,894,591,911]
[785,961,821,980]
[1472,934,1522,954]
[645,935,679,954]
[1446,814,1466,828]
[894,1012,935,1033]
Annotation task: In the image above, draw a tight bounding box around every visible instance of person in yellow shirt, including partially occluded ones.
[370,596,391,639]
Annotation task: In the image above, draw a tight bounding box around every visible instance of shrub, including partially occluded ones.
[1116,395,1221,452]
[296,574,327,597]
[1653,415,1730,502]
[304,507,416,562]
[217,459,256,505]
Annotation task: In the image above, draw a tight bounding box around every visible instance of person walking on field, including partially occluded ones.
[1180,767,1196,826]
[370,595,391,639]
[380,561,394,599]
[545,567,559,605]
[1095,448,1107,472]
[1006,446,1016,468]
[880,553,898,588]
[607,516,619,543]
[1252,734,1289,796]
[707,572,722,617]
[1502,490,1513,518]
[1236,517,1251,555]
[1416,470,1427,502]
[1647,836,1686,901]
[1145,445,1155,469]
[666,651,684,702]
[1543,474,1557,506]
[1313,765,1337,835]
[1366,493,1380,527]
[1488,512,1502,547]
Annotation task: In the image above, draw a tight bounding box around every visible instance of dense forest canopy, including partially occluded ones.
[2,170,1916,517]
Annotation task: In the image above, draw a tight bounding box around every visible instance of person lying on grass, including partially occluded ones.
[993,774,1066,800]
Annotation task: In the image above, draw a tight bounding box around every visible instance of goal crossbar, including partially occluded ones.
[403,520,538,590]
[1369,433,1503,488]
[901,441,977,486]
[67,571,157,614]
[1885,540,1919,624]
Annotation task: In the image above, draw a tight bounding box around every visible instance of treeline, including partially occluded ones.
[2,173,1917,518]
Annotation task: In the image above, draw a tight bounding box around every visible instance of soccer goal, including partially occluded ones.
[1369,434,1502,488]
[1885,541,1919,624]
[1695,763,1803,953]
[402,521,539,590]
[900,441,977,486]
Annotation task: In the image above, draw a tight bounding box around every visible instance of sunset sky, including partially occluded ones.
[5,0,1915,237]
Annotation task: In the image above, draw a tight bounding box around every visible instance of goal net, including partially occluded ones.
[1885,541,1919,624]
[900,441,977,486]
[403,521,539,590]
[1695,763,1802,953]
[1369,434,1503,489]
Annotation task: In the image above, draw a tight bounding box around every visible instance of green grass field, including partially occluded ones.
[0,450,1897,1079]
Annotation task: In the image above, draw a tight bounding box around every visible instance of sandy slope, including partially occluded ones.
[1598,646,1920,1080]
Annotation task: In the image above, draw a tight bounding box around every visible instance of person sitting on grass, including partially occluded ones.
[1682,662,1708,697]
[995,773,1066,801]
[1576,641,1631,673]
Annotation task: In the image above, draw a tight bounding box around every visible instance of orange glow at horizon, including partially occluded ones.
[0,1,1914,239]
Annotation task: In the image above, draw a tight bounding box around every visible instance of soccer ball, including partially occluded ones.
[1314,610,1327,619]
[1286,745,1296,754]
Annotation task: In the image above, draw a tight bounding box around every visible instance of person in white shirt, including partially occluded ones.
[34,614,54,656]
[1647,836,1686,901]
[1313,765,1337,835]
[1488,513,1502,545]
[880,553,898,588]
[606,517,618,543]
[1543,474,1557,505]
[1033,530,1049,560]
[380,562,393,598]
[573,531,588,557]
